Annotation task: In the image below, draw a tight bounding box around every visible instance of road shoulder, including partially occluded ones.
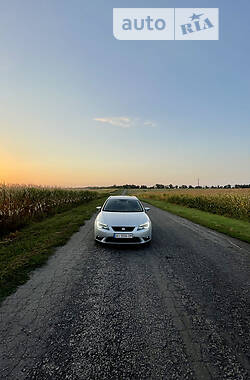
[142,198,250,245]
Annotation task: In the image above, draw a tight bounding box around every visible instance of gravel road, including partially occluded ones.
[0,203,250,380]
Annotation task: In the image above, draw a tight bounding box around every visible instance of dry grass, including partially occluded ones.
[134,188,250,221]
[0,196,108,302]
[0,184,99,236]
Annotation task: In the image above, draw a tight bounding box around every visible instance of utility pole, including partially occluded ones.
[198,178,200,187]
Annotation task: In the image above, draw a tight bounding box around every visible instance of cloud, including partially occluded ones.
[94,117,156,128]
[143,120,157,128]
[94,117,132,128]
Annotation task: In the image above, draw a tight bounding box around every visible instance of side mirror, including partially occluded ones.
[145,207,150,212]
[96,206,101,211]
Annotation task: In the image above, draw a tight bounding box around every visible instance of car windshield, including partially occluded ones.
[103,198,143,212]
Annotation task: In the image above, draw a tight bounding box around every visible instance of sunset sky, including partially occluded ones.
[1,0,249,187]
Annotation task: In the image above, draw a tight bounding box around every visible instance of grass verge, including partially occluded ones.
[0,197,106,304]
[142,199,250,244]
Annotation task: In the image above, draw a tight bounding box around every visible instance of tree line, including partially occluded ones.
[85,184,250,190]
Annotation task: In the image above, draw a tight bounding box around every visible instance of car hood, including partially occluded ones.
[98,211,149,227]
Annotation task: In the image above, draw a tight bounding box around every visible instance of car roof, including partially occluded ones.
[107,195,138,200]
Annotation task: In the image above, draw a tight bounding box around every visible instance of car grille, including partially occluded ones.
[106,237,141,243]
[112,226,135,232]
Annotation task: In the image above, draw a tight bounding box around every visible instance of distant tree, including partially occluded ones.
[155,184,165,189]
[224,184,231,189]
[181,185,188,189]
[235,184,250,188]
[140,185,148,189]
[188,185,194,189]
[122,184,139,189]
[169,184,174,189]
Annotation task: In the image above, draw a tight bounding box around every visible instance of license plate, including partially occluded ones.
[114,233,133,239]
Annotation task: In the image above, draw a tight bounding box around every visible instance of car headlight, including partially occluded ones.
[137,222,150,230]
[97,221,109,230]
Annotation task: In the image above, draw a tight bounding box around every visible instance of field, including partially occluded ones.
[0,196,108,302]
[0,184,112,301]
[0,184,99,237]
[133,188,250,222]
[68,188,117,193]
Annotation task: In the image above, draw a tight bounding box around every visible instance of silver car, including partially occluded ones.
[94,195,152,244]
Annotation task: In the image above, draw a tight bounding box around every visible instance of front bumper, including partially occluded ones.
[95,227,151,244]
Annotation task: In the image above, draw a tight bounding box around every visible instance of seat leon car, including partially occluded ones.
[94,195,152,244]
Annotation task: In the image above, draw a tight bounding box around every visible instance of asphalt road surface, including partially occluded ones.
[0,204,250,380]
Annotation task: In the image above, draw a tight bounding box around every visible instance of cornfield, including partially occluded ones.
[136,189,250,222]
[0,184,99,236]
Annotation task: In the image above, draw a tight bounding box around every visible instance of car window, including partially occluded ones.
[103,198,143,212]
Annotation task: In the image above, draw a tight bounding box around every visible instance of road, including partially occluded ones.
[0,203,250,379]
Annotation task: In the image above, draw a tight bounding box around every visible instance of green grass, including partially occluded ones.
[143,199,250,244]
[0,196,106,303]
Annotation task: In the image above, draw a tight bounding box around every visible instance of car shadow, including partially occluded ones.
[96,241,152,253]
